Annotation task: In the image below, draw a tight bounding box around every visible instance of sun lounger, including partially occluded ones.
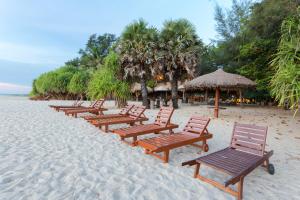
[64,99,107,118]
[138,116,212,163]
[49,99,84,111]
[83,104,134,121]
[59,100,96,112]
[91,105,148,132]
[182,122,274,200]
[112,106,178,146]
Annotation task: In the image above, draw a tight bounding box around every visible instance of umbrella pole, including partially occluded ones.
[214,87,220,118]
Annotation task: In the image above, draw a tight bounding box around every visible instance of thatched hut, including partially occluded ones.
[185,69,256,118]
[130,83,153,101]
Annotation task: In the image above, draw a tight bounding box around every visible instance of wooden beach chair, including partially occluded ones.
[83,104,134,121]
[64,99,107,118]
[138,116,212,163]
[49,99,84,111]
[112,106,178,146]
[59,100,97,112]
[182,122,274,200]
[91,105,148,132]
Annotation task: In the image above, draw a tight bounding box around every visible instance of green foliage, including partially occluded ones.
[270,8,300,113]
[79,33,116,69]
[147,80,156,89]
[158,18,202,80]
[29,79,38,96]
[119,19,158,107]
[88,52,130,107]
[32,66,79,97]
[210,0,299,100]
[68,70,90,96]
[119,19,158,79]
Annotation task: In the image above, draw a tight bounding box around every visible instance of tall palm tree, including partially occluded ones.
[157,19,202,108]
[118,19,158,108]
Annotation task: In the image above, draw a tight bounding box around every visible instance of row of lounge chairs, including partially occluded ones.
[49,99,275,200]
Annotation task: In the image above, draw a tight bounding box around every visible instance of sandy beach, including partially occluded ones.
[0,96,300,200]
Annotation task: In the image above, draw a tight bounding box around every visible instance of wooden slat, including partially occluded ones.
[231,122,268,156]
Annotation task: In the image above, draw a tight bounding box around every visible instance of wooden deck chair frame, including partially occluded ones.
[64,99,107,117]
[84,104,134,121]
[112,106,178,146]
[49,98,84,111]
[182,122,274,200]
[138,116,212,163]
[92,105,148,132]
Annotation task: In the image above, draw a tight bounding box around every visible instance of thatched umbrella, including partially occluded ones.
[185,69,256,118]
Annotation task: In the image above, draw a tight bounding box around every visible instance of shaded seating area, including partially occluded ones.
[83,104,134,121]
[64,99,107,117]
[138,116,212,163]
[182,122,274,200]
[91,105,148,132]
[112,107,178,146]
[185,69,256,118]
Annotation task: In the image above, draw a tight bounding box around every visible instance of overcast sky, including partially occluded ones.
[0,0,232,94]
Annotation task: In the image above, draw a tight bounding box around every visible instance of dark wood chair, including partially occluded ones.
[138,116,212,163]
[112,106,178,146]
[182,122,274,200]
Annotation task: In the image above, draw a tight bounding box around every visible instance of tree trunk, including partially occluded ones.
[140,77,149,108]
[170,76,178,109]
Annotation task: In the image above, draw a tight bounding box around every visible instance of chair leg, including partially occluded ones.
[132,136,137,146]
[163,150,169,163]
[237,177,244,200]
[194,163,200,178]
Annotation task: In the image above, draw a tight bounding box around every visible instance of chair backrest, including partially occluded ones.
[93,99,105,109]
[182,116,210,136]
[128,105,146,119]
[154,106,175,127]
[230,122,268,156]
[72,99,79,106]
[119,104,134,115]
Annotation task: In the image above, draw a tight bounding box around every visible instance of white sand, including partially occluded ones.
[0,96,300,200]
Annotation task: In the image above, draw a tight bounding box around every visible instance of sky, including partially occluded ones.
[0,0,232,94]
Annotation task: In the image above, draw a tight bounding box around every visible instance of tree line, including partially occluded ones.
[31,0,300,111]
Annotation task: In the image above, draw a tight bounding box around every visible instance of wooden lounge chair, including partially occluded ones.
[49,99,84,111]
[59,100,96,112]
[112,106,178,146]
[64,99,107,118]
[83,104,134,121]
[91,105,148,132]
[138,116,212,163]
[182,122,274,200]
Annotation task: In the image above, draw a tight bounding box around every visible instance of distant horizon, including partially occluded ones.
[0,0,232,94]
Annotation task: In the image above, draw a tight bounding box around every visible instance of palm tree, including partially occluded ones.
[157,19,202,108]
[118,19,158,108]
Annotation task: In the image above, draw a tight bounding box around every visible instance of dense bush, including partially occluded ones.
[33,66,79,99]
[88,51,130,107]
[68,70,90,98]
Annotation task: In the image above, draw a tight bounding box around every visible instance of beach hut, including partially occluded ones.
[185,69,256,118]
[130,83,153,101]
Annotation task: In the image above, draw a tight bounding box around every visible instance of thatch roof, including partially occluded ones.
[185,69,256,90]
[130,83,153,93]
[154,82,171,91]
